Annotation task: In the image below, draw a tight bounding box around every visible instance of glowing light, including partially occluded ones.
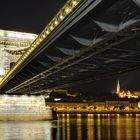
[54,98,61,101]
[138,102,140,108]
[0,68,5,76]
[0,95,52,120]
[39,38,43,42]
[54,20,58,25]
[116,80,140,99]
[33,44,36,47]
[30,47,34,51]
[65,7,72,14]
[0,30,4,36]
[46,30,50,35]
[5,46,29,51]
[0,0,81,87]
[0,29,37,82]
[50,25,54,31]
[36,41,39,45]
[7,31,37,40]
[72,0,78,6]
[42,34,46,38]
[60,14,64,20]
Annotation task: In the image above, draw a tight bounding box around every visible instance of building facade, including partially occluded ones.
[116,80,140,99]
[0,29,37,80]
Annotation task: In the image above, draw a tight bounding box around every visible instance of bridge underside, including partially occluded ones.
[1,0,140,94]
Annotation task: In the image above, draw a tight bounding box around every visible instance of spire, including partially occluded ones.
[116,80,120,94]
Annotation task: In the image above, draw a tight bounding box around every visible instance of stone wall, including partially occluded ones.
[0,95,52,120]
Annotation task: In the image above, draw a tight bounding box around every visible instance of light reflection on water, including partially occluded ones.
[0,114,139,140]
[0,121,54,140]
[59,114,140,140]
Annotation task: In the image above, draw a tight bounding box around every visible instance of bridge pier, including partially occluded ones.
[0,95,53,121]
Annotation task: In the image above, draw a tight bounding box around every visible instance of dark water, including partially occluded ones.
[0,114,139,140]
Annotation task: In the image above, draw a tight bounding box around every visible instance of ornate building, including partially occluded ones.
[0,29,37,81]
[116,80,140,99]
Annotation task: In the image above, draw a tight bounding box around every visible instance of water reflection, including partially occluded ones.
[0,114,139,140]
[77,114,82,140]
[59,114,140,140]
[0,121,55,140]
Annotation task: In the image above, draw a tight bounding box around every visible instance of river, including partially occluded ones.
[0,114,139,140]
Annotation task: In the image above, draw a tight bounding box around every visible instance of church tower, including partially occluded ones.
[116,80,120,94]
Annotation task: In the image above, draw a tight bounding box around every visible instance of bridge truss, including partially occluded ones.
[1,0,140,94]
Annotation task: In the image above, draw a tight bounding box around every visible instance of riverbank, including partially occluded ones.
[56,110,140,114]
[46,101,140,114]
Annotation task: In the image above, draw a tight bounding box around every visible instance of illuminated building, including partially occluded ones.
[0,95,52,120]
[0,29,37,80]
[138,102,140,108]
[116,80,140,99]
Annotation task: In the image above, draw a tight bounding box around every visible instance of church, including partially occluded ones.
[116,80,140,99]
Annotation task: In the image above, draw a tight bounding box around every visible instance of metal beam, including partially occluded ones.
[28,65,40,73]
[95,56,140,63]
[71,35,93,46]
[1,0,104,89]
[94,20,118,32]
[4,2,140,93]
[71,35,103,46]
[24,69,35,76]
[57,47,80,55]
[37,60,50,68]
[132,0,140,7]
[94,16,140,33]
[6,32,138,93]
[108,48,139,54]
[46,55,62,62]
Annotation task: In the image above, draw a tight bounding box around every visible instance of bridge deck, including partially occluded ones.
[1,0,140,94]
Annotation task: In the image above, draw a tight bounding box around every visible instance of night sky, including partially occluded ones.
[68,69,140,96]
[0,0,67,34]
[0,0,140,95]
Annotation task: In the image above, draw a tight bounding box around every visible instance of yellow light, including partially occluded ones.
[46,30,50,35]
[19,60,22,64]
[39,38,43,42]
[0,0,82,87]
[42,34,46,39]
[30,47,34,51]
[26,51,30,55]
[21,57,24,61]
[25,53,28,57]
[72,0,78,6]
[23,55,27,59]
[65,7,72,14]
[50,25,54,31]
[36,41,39,45]
[138,102,140,108]
[54,20,58,25]
[33,44,36,48]
[28,49,32,53]
[60,14,64,20]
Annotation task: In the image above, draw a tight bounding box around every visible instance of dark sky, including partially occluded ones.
[1,0,140,95]
[68,69,140,95]
[0,0,67,34]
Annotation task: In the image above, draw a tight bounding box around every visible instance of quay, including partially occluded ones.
[46,101,140,114]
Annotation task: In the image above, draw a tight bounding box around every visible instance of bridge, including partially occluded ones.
[1,0,140,94]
